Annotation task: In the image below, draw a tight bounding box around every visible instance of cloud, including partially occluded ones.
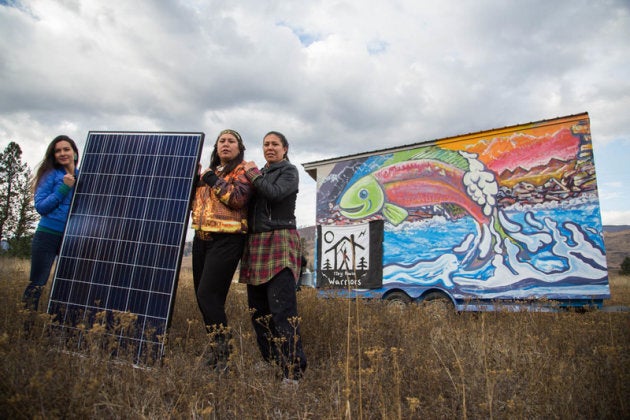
[1,0,629,228]
[601,210,630,226]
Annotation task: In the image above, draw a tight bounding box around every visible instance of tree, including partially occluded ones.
[12,166,37,238]
[0,141,36,257]
[0,142,22,238]
[357,256,368,270]
[620,257,630,276]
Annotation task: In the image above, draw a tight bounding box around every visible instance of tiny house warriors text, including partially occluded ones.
[317,221,384,289]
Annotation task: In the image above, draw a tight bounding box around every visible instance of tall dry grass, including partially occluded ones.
[1,256,628,419]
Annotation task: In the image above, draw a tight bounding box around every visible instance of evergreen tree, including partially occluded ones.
[0,141,36,257]
[13,166,37,238]
[9,167,37,257]
[357,256,368,270]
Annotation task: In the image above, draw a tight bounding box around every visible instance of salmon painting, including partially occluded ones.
[336,146,530,268]
[338,147,498,227]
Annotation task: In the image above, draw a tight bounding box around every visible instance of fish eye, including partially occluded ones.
[359,189,369,199]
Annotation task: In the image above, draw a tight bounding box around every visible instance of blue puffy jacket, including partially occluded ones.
[35,168,78,233]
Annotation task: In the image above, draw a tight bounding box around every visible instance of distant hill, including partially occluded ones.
[298,225,316,241]
[603,226,630,270]
[603,225,630,233]
[298,226,316,270]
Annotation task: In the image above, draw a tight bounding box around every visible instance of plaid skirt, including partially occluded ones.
[239,229,301,286]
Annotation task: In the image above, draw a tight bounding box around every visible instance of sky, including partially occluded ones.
[1,0,629,229]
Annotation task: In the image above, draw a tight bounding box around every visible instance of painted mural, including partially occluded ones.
[315,114,609,301]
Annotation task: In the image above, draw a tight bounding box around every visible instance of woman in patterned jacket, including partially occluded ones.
[190,129,252,371]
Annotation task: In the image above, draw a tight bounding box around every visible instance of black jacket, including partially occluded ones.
[248,160,298,233]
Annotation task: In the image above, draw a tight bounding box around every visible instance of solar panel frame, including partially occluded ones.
[47,131,204,364]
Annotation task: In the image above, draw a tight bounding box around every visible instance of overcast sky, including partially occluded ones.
[1,0,629,228]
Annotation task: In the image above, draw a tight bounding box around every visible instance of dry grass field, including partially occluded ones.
[1,256,629,419]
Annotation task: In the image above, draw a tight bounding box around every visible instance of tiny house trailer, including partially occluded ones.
[302,113,610,311]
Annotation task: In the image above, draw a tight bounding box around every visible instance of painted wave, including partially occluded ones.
[382,197,610,299]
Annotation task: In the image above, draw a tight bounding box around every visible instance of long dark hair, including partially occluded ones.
[209,129,246,174]
[264,131,290,161]
[32,135,79,191]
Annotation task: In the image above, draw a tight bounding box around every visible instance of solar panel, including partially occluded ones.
[47,131,204,364]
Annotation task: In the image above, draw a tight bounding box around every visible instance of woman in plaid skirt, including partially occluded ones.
[240,131,307,384]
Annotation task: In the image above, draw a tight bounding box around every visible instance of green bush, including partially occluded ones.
[620,256,630,276]
[6,235,32,258]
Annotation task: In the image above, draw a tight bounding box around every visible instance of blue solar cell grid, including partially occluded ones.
[48,132,204,363]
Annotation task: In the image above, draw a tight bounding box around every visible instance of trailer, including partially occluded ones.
[302,113,610,311]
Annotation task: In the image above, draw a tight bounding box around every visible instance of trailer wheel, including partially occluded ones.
[384,291,412,308]
[420,291,455,316]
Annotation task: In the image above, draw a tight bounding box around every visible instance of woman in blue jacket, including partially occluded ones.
[22,135,79,311]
